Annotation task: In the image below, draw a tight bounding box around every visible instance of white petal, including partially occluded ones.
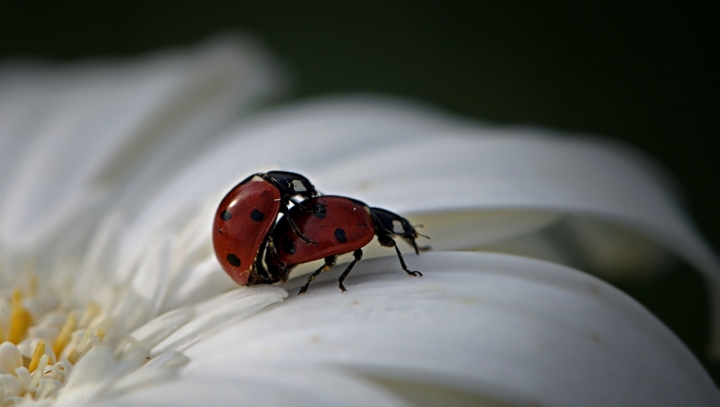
[0,35,282,272]
[0,342,23,375]
[175,252,718,407]
[151,285,287,355]
[127,96,716,274]
[0,374,20,398]
[97,363,411,407]
[115,308,194,358]
[106,351,189,398]
[54,345,119,406]
[116,96,719,352]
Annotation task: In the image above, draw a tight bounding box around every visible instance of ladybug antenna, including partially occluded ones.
[412,225,429,238]
[411,228,430,254]
[411,224,430,240]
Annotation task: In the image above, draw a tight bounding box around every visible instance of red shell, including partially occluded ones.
[212,176,281,285]
[274,196,375,266]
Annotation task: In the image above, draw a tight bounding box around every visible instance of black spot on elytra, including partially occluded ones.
[217,229,223,234]
[226,254,241,267]
[250,209,265,222]
[334,228,347,243]
[220,210,232,221]
[313,203,326,218]
[282,237,296,255]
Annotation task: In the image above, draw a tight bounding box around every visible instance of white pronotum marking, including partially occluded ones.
[292,179,307,192]
[392,220,405,234]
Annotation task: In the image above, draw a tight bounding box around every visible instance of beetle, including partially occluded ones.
[212,171,318,285]
[266,195,425,294]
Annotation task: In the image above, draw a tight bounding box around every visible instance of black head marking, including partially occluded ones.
[369,207,421,254]
[282,237,296,255]
[250,209,265,222]
[220,210,232,221]
[370,207,414,237]
[334,228,347,243]
[264,171,317,199]
[226,253,241,267]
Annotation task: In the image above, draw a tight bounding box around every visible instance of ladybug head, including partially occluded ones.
[264,171,318,199]
[370,207,427,255]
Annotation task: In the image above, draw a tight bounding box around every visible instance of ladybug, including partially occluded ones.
[267,195,425,294]
[213,171,318,285]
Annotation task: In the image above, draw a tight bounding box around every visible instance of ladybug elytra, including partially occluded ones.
[212,171,318,285]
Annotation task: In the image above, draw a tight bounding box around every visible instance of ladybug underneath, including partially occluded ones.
[267,195,425,294]
[212,171,318,286]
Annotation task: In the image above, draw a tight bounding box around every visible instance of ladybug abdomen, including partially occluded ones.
[275,196,375,265]
[213,176,281,285]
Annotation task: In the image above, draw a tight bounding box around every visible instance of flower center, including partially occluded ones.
[0,277,106,403]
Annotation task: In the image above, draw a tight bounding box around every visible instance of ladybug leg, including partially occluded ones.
[377,235,423,277]
[251,240,275,283]
[289,198,316,212]
[338,249,363,292]
[265,235,283,263]
[262,236,293,282]
[299,255,337,295]
[254,260,273,283]
[280,205,318,245]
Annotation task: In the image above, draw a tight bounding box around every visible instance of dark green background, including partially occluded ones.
[3,1,719,383]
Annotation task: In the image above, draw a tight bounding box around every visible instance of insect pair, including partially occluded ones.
[212,171,425,294]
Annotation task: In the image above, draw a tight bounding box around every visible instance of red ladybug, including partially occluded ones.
[267,196,425,294]
[213,171,318,285]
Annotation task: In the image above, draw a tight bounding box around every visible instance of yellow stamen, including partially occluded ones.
[95,327,106,342]
[28,340,46,373]
[79,302,100,328]
[67,349,81,365]
[9,289,32,343]
[24,259,37,294]
[30,274,39,296]
[52,311,76,357]
[30,354,49,389]
[78,326,93,353]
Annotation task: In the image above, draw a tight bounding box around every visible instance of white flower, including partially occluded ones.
[0,36,718,406]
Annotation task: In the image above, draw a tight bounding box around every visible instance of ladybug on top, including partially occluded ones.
[212,171,426,293]
[212,171,317,285]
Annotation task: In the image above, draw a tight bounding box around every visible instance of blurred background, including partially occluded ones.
[2,1,718,382]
